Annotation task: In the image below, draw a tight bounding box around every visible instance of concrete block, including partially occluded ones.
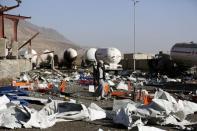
[12,41,18,57]
[0,59,32,79]
[0,39,6,57]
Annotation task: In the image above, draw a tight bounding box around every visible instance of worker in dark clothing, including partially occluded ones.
[95,60,106,100]
[93,62,98,87]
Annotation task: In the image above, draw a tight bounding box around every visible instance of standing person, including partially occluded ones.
[96,60,106,100]
[59,77,66,94]
[93,61,98,87]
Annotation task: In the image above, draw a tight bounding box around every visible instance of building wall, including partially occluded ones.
[0,59,32,79]
[0,38,31,79]
[124,53,153,60]
[121,59,150,71]
[121,53,154,71]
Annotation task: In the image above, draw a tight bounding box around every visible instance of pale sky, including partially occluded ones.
[3,0,197,54]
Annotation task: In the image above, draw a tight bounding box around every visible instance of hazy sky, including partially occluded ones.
[3,0,197,53]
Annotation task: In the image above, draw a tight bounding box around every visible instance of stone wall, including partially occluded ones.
[0,59,32,79]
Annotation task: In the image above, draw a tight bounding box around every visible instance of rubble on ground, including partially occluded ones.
[113,89,197,130]
[0,69,196,130]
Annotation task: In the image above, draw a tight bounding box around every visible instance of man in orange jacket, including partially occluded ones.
[59,79,66,94]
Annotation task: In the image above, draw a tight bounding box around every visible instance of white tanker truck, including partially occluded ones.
[18,48,38,67]
[95,47,122,70]
[20,48,78,69]
[170,42,197,67]
[38,50,54,68]
[81,48,97,67]
[148,42,197,77]
[82,47,122,70]
[58,48,78,69]
[19,49,54,68]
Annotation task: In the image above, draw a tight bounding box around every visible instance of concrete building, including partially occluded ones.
[121,53,154,71]
[0,38,32,79]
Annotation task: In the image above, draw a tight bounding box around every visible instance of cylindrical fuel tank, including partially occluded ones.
[85,48,97,62]
[64,48,77,62]
[95,48,121,64]
[40,49,54,62]
[53,54,59,66]
[170,43,197,66]
[18,48,37,64]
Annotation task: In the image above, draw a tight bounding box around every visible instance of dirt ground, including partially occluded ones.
[0,82,196,131]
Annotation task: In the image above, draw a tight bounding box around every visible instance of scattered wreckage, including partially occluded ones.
[0,95,106,129]
[0,69,196,130]
[113,89,197,130]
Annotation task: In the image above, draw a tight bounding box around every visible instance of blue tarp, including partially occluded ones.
[0,86,29,106]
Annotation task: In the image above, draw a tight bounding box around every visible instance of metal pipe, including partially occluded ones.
[13,20,19,41]
[0,13,5,38]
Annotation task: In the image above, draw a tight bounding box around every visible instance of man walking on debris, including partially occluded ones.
[93,61,98,87]
[59,77,66,94]
[95,60,108,100]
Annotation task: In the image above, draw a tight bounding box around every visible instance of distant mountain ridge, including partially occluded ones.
[4,18,80,57]
[18,20,69,42]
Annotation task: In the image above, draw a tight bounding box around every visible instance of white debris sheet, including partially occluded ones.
[0,95,106,129]
[138,126,166,131]
[116,81,128,91]
[113,89,197,130]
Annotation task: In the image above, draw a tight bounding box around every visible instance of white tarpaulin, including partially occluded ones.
[113,89,197,129]
[107,80,115,86]
[0,95,10,110]
[116,81,128,91]
[86,103,106,121]
[0,95,27,129]
[138,126,166,131]
[0,95,106,129]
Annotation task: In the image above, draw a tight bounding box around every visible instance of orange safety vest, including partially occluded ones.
[104,83,110,95]
[59,80,66,92]
[143,95,153,105]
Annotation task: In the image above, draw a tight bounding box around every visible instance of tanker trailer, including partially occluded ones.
[59,48,77,69]
[53,54,59,67]
[95,47,122,70]
[170,42,197,67]
[38,50,54,68]
[82,48,97,67]
[18,48,38,68]
[148,42,197,77]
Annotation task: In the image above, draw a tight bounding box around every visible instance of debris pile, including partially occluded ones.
[113,89,197,130]
[0,69,195,130]
[0,95,106,129]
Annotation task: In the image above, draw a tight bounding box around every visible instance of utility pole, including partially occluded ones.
[132,0,139,101]
[132,0,139,71]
